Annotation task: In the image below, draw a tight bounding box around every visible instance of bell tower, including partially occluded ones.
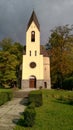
[26,11,40,56]
[22,11,51,89]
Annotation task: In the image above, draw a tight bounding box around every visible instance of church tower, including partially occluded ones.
[22,11,51,89]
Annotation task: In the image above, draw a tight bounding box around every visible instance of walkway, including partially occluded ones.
[0,98,26,130]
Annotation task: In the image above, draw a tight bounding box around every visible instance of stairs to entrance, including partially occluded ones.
[13,90,29,98]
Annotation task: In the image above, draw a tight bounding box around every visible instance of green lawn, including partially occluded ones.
[14,89,73,130]
[0,88,12,92]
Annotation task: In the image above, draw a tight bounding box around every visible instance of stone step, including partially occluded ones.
[13,91,29,98]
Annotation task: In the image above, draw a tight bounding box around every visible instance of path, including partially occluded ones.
[0,98,26,130]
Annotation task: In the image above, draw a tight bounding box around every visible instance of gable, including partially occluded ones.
[27,11,40,31]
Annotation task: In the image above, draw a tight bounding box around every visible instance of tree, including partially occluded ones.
[0,38,12,51]
[47,25,73,88]
[0,38,23,87]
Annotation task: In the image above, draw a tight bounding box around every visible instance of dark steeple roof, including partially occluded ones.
[27,11,40,31]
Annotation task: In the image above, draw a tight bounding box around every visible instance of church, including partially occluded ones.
[22,11,51,89]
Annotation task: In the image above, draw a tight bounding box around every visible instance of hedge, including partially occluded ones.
[23,90,43,127]
[28,90,43,107]
[0,91,13,106]
[24,103,36,127]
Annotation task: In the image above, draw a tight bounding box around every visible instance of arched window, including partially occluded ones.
[31,31,35,42]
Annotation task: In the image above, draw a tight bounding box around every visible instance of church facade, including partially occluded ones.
[22,11,51,89]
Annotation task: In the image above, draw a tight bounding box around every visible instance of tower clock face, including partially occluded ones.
[30,62,36,68]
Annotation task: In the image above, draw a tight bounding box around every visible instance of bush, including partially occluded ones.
[24,91,43,127]
[7,92,13,100]
[0,82,4,88]
[28,102,35,109]
[63,77,73,90]
[28,90,43,107]
[0,91,13,106]
[24,103,36,127]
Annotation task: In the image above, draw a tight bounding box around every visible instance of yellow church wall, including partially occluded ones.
[22,54,44,80]
[22,21,44,80]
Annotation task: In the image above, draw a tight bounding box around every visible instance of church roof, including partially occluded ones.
[40,45,49,57]
[27,11,40,31]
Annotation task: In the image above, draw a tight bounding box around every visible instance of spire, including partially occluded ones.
[27,10,40,31]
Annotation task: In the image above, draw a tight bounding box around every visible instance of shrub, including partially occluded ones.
[24,103,36,127]
[63,77,73,90]
[0,91,13,106]
[28,102,35,109]
[7,92,13,101]
[28,90,43,107]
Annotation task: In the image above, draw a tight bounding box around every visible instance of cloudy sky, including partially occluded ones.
[0,0,73,45]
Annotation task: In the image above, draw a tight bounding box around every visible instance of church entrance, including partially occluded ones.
[29,76,36,88]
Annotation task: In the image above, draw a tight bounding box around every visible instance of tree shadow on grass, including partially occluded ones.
[54,97,73,106]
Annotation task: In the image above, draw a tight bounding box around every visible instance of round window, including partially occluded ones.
[30,62,36,68]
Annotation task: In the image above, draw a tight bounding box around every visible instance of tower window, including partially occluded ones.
[31,31,35,42]
[35,51,37,56]
[30,51,31,56]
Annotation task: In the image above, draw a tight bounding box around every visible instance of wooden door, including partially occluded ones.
[29,78,36,88]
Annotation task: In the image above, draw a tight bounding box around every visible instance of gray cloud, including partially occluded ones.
[0,0,73,44]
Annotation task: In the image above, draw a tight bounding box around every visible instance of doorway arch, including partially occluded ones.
[29,75,36,88]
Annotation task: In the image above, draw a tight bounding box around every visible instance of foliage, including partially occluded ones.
[46,25,73,89]
[63,77,73,90]
[14,90,73,130]
[28,90,43,107]
[0,88,12,92]
[27,102,35,109]
[0,91,13,105]
[0,38,23,87]
[24,103,36,127]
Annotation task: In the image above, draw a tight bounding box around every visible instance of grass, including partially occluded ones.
[0,88,12,92]
[14,89,73,130]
